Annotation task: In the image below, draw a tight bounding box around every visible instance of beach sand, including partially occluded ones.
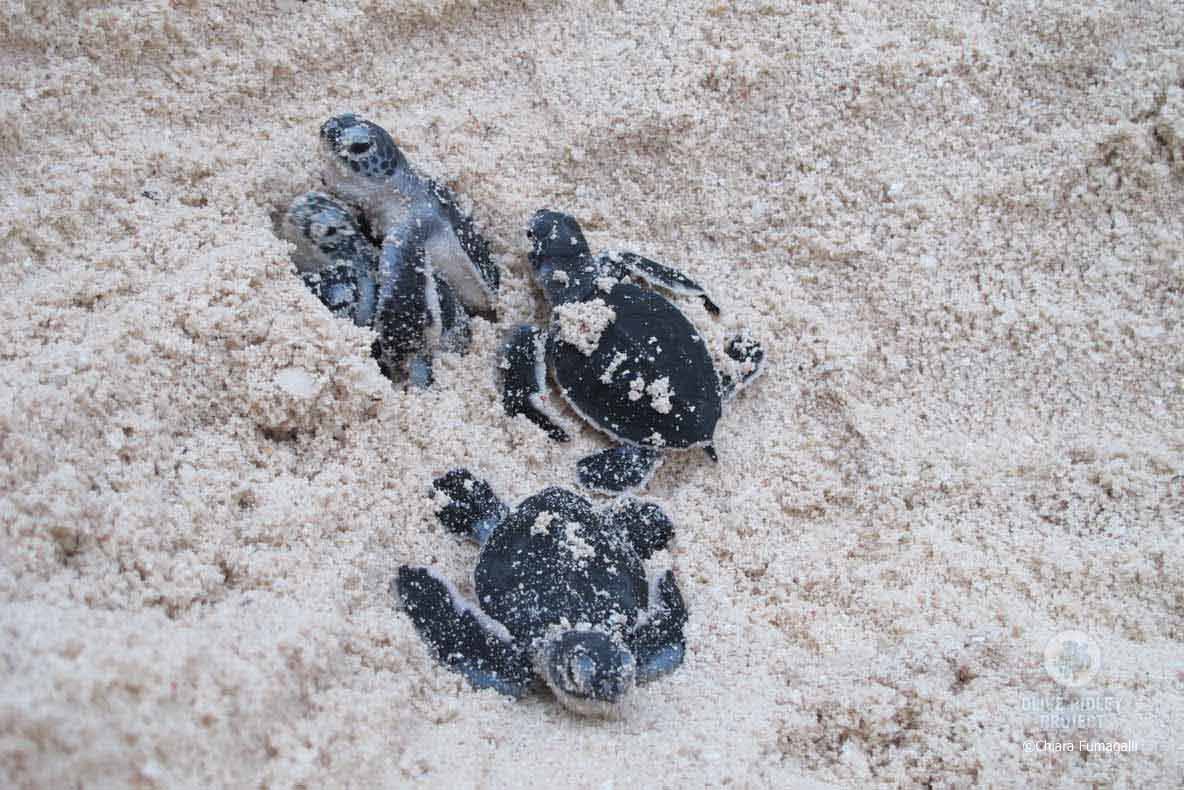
[1,1,1181,786]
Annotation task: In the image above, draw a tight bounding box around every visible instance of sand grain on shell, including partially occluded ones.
[645,376,674,414]
[554,297,617,356]
[1,1,1182,788]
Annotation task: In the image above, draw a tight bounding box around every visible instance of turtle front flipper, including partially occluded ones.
[628,570,688,684]
[372,234,436,383]
[603,499,674,559]
[577,446,663,494]
[431,469,508,546]
[597,251,720,315]
[428,179,499,317]
[499,325,569,442]
[717,334,766,400]
[395,566,533,697]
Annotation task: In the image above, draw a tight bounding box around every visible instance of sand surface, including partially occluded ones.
[2,1,1182,787]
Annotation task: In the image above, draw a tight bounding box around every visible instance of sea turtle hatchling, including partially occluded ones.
[280,113,499,384]
[395,469,687,716]
[499,210,765,493]
[282,191,379,328]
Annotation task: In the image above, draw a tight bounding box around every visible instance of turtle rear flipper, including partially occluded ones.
[603,499,674,559]
[628,570,688,684]
[597,250,720,315]
[431,469,508,545]
[395,566,533,697]
[577,446,662,494]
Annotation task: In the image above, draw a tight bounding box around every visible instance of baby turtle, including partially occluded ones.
[281,113,498,384]
[499,210,765,493]
[395,469,687,716]
[282,191,379,328]
[319,113,499,310]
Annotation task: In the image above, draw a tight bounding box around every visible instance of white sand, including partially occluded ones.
[2,1,1182,786]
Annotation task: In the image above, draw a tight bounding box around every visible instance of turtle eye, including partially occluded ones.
[324,226,336,236]
[348,141,371,155]
[526,229,535,240]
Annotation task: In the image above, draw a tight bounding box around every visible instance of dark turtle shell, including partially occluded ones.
[550,283,722,449]
[475,488,646,644]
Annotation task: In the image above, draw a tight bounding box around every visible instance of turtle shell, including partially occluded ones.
[550,283,722,449]
[475,488,646,644]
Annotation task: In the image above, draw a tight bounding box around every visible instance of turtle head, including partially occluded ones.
[526,210,592,303]
[538,629,636,716]
[281,192,364,273]
[319,113,405,205]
